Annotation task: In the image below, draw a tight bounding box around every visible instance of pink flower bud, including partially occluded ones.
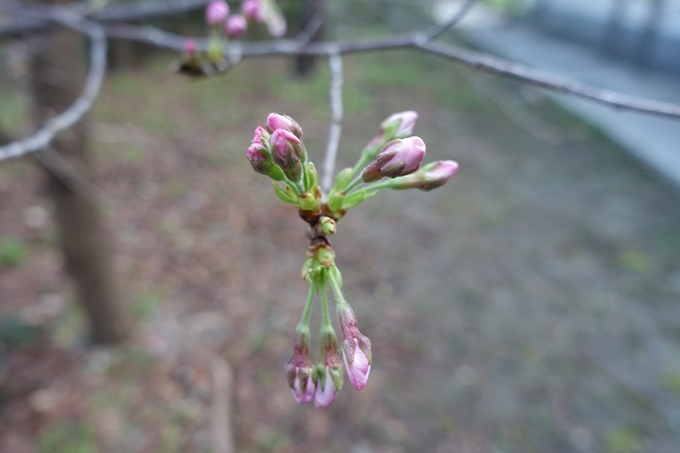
[314,366,340,408]
[241,0,264,22]
[286,329,316,404]
[247,129,285,181]
[184,39,198,58]
[362,137,426,183]
[337,304,372,391]
[292,374,315,404]
[225,14,248,38]
[270,129,303,182]
[343,339,371,390]
[266,113,303,139]
[266,12,286,38]
[205,0,229,26]
[252,125,270,146]
[390,160,459,191]
[381,110,418,139]
[421,160,459,190]
[270,129,300,160]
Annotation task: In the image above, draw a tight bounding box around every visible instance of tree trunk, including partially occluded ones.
[31,3,130,344]
[293,0,324,77]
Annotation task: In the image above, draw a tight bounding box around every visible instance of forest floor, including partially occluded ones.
[1,46,680,453]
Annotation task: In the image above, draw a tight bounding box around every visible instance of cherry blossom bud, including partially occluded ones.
[379,110,418,140]
[242,0,264,22]
[314,327,344,408]
[337,304,372,390]
[252,125,270,146]
[184,39,198,58]
[390,160,459,191]
[319,216,336,236]
[286,329,316,404]
[225,14,248,38]
[247,131,285,181]
[361,137,426,183]
[266,113,303,139]
[270,129,304,182]
[314,365,341,408]
[362,111,419,161]
[205,0,229,26]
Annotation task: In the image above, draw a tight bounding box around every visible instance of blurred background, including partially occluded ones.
[1,1,680,452]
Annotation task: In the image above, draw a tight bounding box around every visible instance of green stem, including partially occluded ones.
[297,281,316,331]
[358,179,394,192]
[344,176,364,194]
[282,177,301,196]
[349,153,371,182]
[327,269,349,311]
[320,273,332,329]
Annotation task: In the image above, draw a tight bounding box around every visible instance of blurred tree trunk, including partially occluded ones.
[31,1,130,344]
[293,0,324,77]
[634,0,665,68]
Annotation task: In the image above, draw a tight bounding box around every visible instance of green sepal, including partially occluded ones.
[267,164,287,182]
[317,246,336,268]
[327,190,345,213]
[332,167,353,192]
[304,162,318,193]
[298,192,317,211]
[341,190,377,210]
[272,182,298,205]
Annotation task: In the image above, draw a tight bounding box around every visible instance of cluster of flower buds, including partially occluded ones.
[246,111,458,407]
[179,0,286,76]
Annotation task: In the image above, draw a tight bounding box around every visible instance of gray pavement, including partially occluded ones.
[458,20,680,190]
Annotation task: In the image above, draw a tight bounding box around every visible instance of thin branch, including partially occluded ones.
[0,0,210,39]
[322,51,343,194]
[418,40,680,119]
[0,7,107,162]
[100,22,680,120]
[421,0,478,42]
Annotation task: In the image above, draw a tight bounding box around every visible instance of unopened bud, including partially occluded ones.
[314,327,344,408]
[266,113,303,139]
[379,110,418,140]
[225,14,248,38]
[205,0,229,26]
[362,137,426,183]
[319,216,336,236]
[337,304,372,391]
[286,328,316,404]
[247,143,285,181]
[298,192,317,211]
[242,0,265,22]
[184,39,198,58]
[390,160,459,191]
[270,129,303,182]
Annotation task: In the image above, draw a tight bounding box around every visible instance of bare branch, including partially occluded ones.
[100,22,680,120]
[0,0,210,39]
[321,51,344,194]
[0,7,107,161]
[418,40,680,119]
[421,0,478,42]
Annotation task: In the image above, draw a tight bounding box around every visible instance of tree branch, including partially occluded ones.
[321,51,343,194]
[0,0,210,39]
[418,40,680,119]
[0,7,107,162]
[421,0,478,42]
